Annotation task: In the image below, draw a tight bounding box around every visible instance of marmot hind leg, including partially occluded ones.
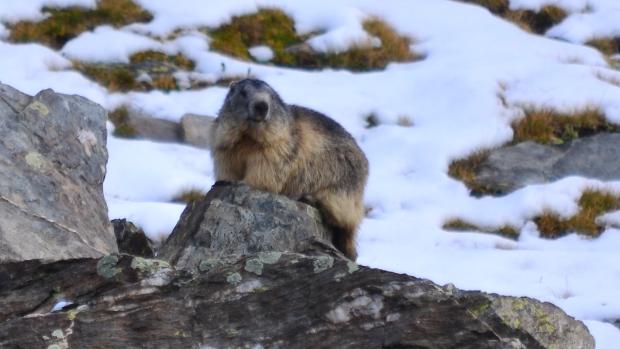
[314,189,364,260]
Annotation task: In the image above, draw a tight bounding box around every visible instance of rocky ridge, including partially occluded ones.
[0,84,595,348]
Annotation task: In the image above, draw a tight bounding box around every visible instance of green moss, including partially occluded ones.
[9,0,152,48]
[257,251,282,264]
[226,272,242,284]
[130,257,170,275]
[108,106,137,138]
[313,255,334,273]
[96,254,120,279]
[208,10,420,71]
[468,300,491,318]
[244,258,264,275]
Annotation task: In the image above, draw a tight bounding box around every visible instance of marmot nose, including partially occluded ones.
[251,101,269,121]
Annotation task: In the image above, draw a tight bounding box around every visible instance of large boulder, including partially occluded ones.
[471,134,620,194]
[180,113,214,149]
[0,183,595,348]
[0,84,117,262]
[159,182,332,270]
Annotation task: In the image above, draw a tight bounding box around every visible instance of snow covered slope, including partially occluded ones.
[1,0,620,346]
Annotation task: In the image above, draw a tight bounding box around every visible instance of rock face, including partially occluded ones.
[0,183,595,348]
[123,107,182,142]
[180,113,214,149]
[0,84,117,262]
[112,219,155,258]
[472,134,620,194]
[159,182,332,270]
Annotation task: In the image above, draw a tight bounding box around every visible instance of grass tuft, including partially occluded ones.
[129,51,195,70]
[586,37,620,55]
[75,63,138,92]
[443,218,520,239]
[108,106,137,138]
[9,0,152,48]
[511,106,617,145]
[505,5,567,34]
[172,189,206,203]
[208,10,420,71]
[448,150,500,196]
[74,50,195,92]
[534,190,620,238]
[364,113,380,128]
[463,1,567,34]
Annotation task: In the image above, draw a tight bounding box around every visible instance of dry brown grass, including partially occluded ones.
[462,1,567,34]
[511,106,617,145]
[534,190,620,238]
[396,115,414,127]
[74,51,196,92]
[108,106,137,138]
[586,37,620,56]
[504,5,567,34]
[172,189,206,203]
[208,10,420,71]
[448,150,499,196]
[129,51,195,70]
[76,63,138,92]
[443,218,520,239]
[9,0,152,48]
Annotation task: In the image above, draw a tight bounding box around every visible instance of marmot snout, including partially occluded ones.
[210,78,369,260]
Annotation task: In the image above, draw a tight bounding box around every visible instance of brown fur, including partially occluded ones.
[210,79,368,260]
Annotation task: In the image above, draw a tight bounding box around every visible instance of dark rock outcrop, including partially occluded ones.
[471,134,620,194]
[0,183,595,348]
[0,83,117,262]
[112,219,155,258]
[159,182,332,270]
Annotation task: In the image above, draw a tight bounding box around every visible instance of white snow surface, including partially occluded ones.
[508,0,620,44]
[2,0,620,347]
[0,0,96,23]
[61,25,166,63]
[248,45,274,62]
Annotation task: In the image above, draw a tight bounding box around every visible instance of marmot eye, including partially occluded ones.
[239,90,247,98]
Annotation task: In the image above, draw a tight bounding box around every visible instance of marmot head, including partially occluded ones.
[219,79,289,129]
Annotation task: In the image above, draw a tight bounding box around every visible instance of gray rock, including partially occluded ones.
[475,142,564,194]
[0,182,595,348]
[0,251,594,348]
[0,83,117,262]
[471,133,620,194]
[180,113,215,148]
[124,108,182,142]
[112,219,155,258]
[159,182,332,270]
[552,133,620,181]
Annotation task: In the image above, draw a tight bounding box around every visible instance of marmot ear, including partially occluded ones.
[229,80,239,89]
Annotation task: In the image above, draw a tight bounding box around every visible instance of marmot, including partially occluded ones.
[209,79,368,260]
